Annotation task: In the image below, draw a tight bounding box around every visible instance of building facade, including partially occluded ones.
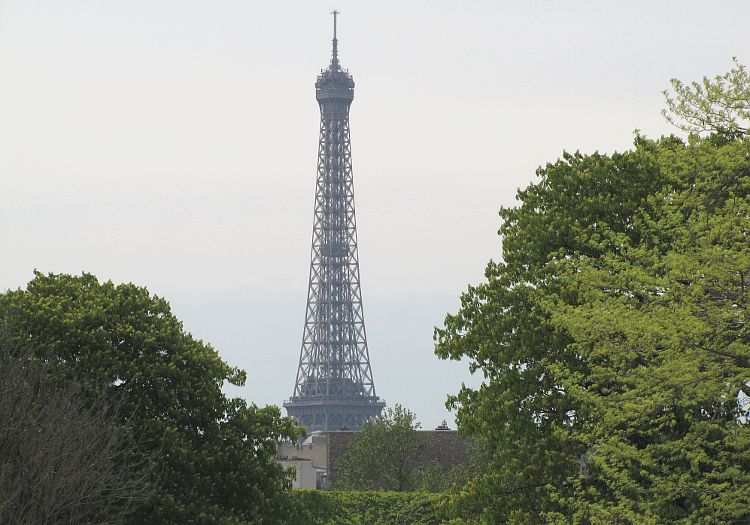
[275,430,470,490]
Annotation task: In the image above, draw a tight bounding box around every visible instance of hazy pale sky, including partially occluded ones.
[1,1,748,427]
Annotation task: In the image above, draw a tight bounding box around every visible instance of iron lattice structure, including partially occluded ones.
[284,12,385,433]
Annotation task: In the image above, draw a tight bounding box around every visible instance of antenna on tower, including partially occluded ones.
[331,10,340,67]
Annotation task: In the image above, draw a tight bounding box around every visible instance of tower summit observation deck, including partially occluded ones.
[284,12,385,433]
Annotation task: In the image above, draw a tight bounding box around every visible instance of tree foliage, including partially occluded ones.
[335,404,421,491]
[0,327,151,525]
[414,461,474,494]
[288,490,448,525]
[436,134,750,523]
[0,273,301,525]
[663,57,749,137]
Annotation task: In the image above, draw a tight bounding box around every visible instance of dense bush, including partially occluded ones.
[288,490,449,525]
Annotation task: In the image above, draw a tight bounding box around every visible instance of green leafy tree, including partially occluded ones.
[414,461,473,493]
[663,57,749,137]
[335,404,421,491]
[414,439,484,494]
[436,138,670,522]
[544,136,750,523]
[0,272,301,525]
[436,134,750,523]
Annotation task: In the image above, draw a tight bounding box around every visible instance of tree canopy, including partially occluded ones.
[334,404,421,492]
[0,272,300,525]
[436,133,750,523]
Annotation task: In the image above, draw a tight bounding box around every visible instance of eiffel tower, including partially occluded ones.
[284,12,385,433]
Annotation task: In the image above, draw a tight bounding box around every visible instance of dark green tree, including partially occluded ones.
[335,404,421,491]
[0,272,301,525]
[436,133,750,523]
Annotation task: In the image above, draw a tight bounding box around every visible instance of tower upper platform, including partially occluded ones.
[315,11,354,103]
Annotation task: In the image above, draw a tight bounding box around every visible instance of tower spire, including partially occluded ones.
[331,10,339,68]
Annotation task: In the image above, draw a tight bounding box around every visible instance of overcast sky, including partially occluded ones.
[1,1,749,427]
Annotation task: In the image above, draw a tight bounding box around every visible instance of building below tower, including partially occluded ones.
[275,430,470,490]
